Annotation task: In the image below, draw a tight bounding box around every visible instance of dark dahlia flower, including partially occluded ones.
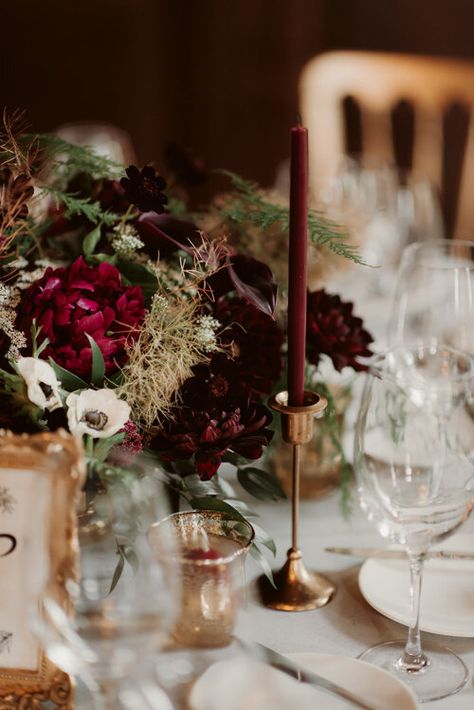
[150,397,273,480]
[180,354,244,410]
[120,165,168,214]
[17,257,145,378]
[306,289,373,372]
[212,297,284,397]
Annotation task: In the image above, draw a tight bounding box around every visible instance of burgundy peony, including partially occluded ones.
[306,289,373,372]
[212,297,284,398]
[151,396,273,480]
[17,257,145,378]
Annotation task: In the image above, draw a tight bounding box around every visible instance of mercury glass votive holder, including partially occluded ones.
[148,511,254,648]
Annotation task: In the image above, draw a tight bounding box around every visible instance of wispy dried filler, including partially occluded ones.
[118,253,222,428]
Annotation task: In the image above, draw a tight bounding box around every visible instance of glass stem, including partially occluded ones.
[400,552,428,671]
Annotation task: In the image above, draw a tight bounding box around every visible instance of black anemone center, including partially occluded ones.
[81,409,108,431]
[39,382,53,399]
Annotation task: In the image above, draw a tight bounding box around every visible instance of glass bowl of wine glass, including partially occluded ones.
[354,343,474,703]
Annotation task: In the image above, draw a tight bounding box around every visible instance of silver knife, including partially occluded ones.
[235,638,376,710]
[325,546,474,560]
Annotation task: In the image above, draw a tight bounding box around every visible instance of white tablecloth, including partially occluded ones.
[238,492,474,710]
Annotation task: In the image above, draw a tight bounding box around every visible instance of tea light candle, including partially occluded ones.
[176,533,243,648]
[148,511,254,649]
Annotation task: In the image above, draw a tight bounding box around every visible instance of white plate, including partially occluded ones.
[290,653,418,710]
[359,533,474,636]
[189,652,418,710]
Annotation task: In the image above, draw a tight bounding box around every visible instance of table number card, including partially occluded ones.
[0,430,85,709]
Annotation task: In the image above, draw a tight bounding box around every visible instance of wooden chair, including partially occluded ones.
[299,51,474,236]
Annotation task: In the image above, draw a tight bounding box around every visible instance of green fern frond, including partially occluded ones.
[41,186,119,225]
[219,170,363,264]
[24,133,124,182]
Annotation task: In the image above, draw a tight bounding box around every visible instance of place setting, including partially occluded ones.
[2,53,474,710]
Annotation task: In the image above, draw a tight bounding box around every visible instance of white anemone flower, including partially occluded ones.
[16,357,62,411]
[66,389,130,439]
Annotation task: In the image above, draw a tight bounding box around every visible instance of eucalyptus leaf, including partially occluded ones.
[109,548,125,594]
[85,333,105,385]
[122,545,139,575]
[83,225,102,257]
[48,359,88,391]
[189,496,247,522]
[251,522,277,556]
[237,467,286,501]
[250,544,276,588]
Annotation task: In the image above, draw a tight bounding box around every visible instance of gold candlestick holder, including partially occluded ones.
[258,390,336,611]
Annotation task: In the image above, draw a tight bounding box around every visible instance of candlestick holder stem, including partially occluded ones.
[292,443,300,551]
[257,390,336,611]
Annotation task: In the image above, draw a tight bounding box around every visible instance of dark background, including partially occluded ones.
[2,0,474,187]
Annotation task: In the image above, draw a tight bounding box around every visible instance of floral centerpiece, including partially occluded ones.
[0,111,372,577]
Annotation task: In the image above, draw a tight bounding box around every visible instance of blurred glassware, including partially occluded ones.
[149,511,254,649]
[388,239,474,351]
[56,122,136,165]
[354,344,474,702]
[396,175,444,245]
[30,471,178,710]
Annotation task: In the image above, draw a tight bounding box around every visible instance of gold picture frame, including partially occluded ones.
[0,430,85,709]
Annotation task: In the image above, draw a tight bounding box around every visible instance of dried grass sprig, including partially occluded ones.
[117,292,209,428]
[118,234,225,428]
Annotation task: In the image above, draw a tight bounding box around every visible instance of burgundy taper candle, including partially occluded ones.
[287,121,309,407]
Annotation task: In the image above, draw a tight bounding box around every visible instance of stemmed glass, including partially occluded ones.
[354,344,474,703]
[30,472,178,709]
[388,239,474,351]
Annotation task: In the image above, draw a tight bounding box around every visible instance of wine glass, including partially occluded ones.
[30,472,178,709]
[388,239,474,351]
[354,344,474,703]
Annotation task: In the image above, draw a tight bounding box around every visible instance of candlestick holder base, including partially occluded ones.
[257,390,337,611]
[257,547,336,611]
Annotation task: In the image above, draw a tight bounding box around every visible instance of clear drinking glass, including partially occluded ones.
[30,473,178,709]
[388,239,474,351]
[354,344,474,702]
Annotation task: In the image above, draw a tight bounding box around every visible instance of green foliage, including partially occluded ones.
[237,467,286,501]
[41,186,119,226]
[85,334,105,386]
[93,432,126,464]
[82,225,102,256]
[48,359,89,392]
[26,133,123,182]
[117,259,158,303]
[30,322,49,358]
[218,171,363,265]
[0,367,47,429]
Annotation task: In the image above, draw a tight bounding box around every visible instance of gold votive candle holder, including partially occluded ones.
[148,510,254,648]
